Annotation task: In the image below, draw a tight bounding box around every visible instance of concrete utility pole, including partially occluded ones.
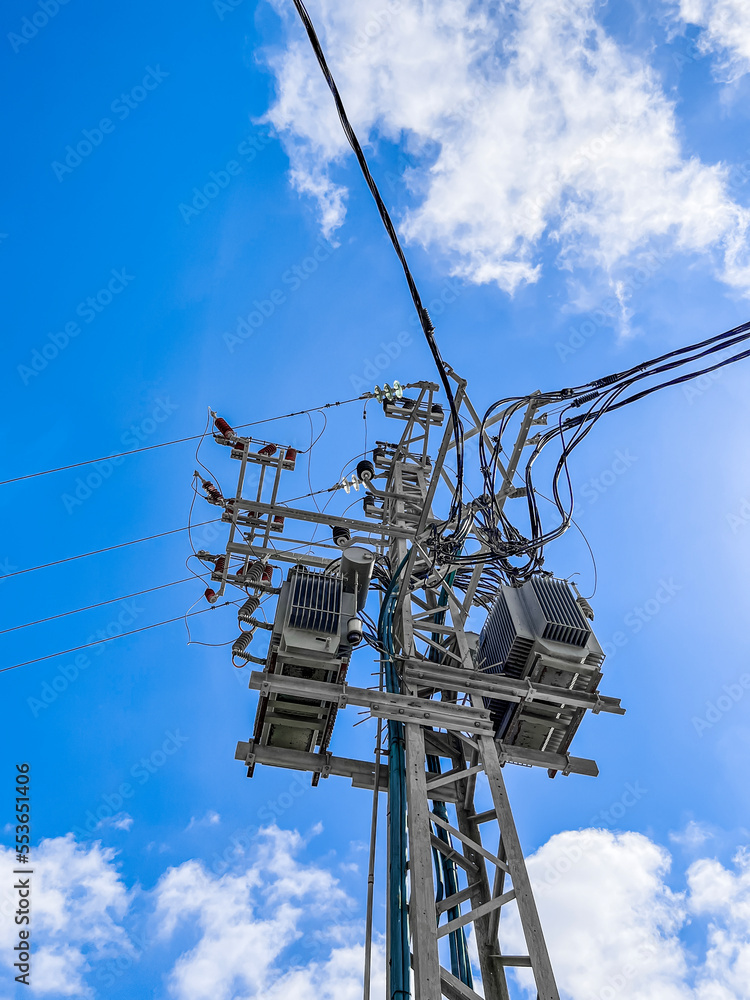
[203,375,623,1000]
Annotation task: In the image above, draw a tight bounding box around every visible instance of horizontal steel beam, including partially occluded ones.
[225,542,332,569]
[235,741,386,789]
[248,672,495,734]
[234,741,460,800]
[424,730,599,777]
[229,498,415,540]
[405,663,624,716]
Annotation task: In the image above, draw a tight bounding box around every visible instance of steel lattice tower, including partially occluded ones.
[202,374,623,1000]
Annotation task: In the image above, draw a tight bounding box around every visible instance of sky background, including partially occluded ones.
[2,0,750,997]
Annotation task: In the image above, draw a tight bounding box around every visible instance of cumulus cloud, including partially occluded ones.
[6,824,750,999]
[670,819,715,850]
[98,812,134,832]
[154,825,355,1000]
[514,829,691,998]
[262,0,750,296]
[678,0,750,80]
[0,836,134,996]
[499,827,750,999]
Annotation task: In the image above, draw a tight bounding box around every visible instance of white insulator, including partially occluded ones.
[238,595,260,623]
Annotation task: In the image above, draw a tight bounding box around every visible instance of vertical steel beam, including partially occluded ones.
[451,751,510,1000]
[405,723,442,1000]
[478,735,559,1000]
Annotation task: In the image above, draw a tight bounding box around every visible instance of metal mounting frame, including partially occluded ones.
[210,376,625,1000]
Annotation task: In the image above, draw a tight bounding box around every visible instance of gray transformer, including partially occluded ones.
[478,577,606,756]
[250,549,373,759]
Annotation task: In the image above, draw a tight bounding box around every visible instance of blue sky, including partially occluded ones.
[3,1,750,997]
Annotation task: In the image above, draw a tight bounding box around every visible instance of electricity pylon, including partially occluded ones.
[203,375,623,1000]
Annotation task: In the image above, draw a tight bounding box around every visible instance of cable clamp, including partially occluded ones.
[523,679,537,703]
[337,684,349,709]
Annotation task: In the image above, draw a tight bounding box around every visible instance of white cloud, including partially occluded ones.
[266,941,386,1000]
[0,836,134,996]
[6,823,750,1000]
[512,829,691,999]
[186,810,221,830]
[97,812,134,832]
[0,825,368,999]
[688,847,750,998]
[670,819,715,850]
[678,0,750,80]
[154,825,353,1000]
[263,0,750,297]
[497,827,750,999]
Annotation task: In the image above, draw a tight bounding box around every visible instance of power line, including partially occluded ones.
[0,576,203,636]
[290,0,465,516]
[0,602,234,674]
[0,396,366,488]
[3,519,221,581]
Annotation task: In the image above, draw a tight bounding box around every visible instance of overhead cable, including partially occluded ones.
[290,0,465,516]
[0,603,234,674]
[0,395,365,488]
[3,520,221,580]
[0,576,202,635]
